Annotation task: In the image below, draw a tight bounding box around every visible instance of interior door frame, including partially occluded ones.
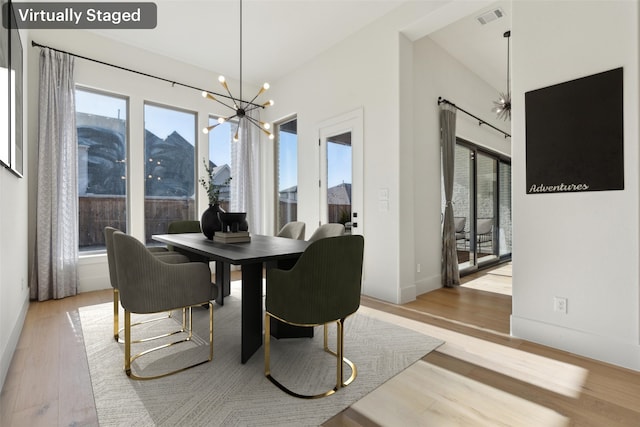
[317,107,364,236]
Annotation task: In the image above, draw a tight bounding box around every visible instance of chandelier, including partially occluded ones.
[492,30,511,121]
[201,0,274,141]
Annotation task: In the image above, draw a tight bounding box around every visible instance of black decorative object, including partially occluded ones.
[218,212,247,233]
[492,30,511,121]
[525,67,623,194]
[201,203,223,239]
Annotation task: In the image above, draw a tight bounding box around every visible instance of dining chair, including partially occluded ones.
[104,226,190,343]
[307,223,345,242]
[264,234,365,398]
[276,221,306,240]
[112,230,218,380]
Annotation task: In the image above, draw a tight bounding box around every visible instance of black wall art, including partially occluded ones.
[525,67,623,194]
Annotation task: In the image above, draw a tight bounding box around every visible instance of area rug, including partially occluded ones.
[79,283,443,426]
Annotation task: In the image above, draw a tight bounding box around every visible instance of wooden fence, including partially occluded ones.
[81,197,348,249]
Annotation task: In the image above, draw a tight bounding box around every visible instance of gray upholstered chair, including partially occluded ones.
[264,235,365,398]
[307,223,345,242]
[112,231,218,380]
[104,226,190,343]
[276,221,306,240]
[476,218,494,253]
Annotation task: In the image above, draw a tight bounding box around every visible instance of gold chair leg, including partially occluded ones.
[114,288,186,344]
[264,313,356,399]
[124,303,213,381]
[324,320,357,387]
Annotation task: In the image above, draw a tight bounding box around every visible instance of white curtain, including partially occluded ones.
[230,109,262,234]
[30,48,78,301]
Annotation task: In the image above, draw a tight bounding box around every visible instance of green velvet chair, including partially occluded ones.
[104,226,190,343]
[264,234,364,399]
[112,231,218,380]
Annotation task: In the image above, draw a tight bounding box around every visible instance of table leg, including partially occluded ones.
[241,262,263,364]
[215,261,231,306]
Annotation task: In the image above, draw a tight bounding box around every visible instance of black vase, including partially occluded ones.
[201,203,224,239]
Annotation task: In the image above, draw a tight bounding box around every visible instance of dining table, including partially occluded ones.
[152,232,310,363]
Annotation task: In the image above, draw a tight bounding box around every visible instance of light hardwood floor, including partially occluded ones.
[2,266,640,426]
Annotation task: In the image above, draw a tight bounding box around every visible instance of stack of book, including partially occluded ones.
[213,231,251,243]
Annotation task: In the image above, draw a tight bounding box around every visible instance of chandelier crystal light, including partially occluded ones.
[492,30,511,121]
[201,0,274,141]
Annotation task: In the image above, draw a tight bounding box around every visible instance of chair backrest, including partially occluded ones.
[477,218,493,235]
[104,226,120,289]
[168,220,201,234]
[276,221,306,240]
[307,223,345,242]
[112,231,214,313]
[454,217,466,233]
[266,235,364,325]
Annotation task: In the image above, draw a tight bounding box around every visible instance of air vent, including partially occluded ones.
[477,7,505,25]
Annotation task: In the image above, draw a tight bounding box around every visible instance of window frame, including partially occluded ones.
[273,115,298,233]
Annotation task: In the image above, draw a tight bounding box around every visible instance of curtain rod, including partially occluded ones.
[437,97,511,139]
[31,40,261,108]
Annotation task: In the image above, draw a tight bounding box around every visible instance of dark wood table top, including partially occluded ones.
[152,233,310,265]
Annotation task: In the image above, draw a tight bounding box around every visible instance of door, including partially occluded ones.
[318,108,363,236]
[451,139,511,274]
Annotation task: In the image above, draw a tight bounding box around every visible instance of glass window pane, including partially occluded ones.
[453,144,473,268]
[326,133,352,227]
[499,162,512,256]
[477,153,497,263]
[144,103,196,244]
[207,116,237,212]
[76,88,128,252]
[276,118,297,231]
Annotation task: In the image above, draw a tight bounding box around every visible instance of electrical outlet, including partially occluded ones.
[417,263,421,273]
[553,297,568,314]
[21,278,25,290]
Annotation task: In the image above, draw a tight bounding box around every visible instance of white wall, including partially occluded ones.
[410,34,511,296]
[1,28,30,390]
[511,1,640,370]
[263,1,456,303]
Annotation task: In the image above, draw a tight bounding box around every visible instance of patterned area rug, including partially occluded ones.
[80,283,443,426]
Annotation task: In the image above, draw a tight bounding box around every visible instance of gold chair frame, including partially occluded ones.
[113,288,186,344]
[264,312,357,399]
[124,302,214,380]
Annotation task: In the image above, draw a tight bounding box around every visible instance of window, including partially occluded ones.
[144,103,197,244]
[76,88,128,252]
[275,117,298,231]
[207,116,237,211]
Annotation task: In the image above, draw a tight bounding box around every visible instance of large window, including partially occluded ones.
[275,117,298,231]
[207,116,237,211]
[144,103,197,244]
[76,88,128,252]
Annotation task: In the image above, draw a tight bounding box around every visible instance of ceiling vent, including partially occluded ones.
[476,7,505,25]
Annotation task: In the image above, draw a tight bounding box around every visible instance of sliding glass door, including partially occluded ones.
[451,139,511,273]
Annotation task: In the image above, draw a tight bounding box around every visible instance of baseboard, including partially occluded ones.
[1,292,29,391]
[415,274,441,297]
[511,315,640,371]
